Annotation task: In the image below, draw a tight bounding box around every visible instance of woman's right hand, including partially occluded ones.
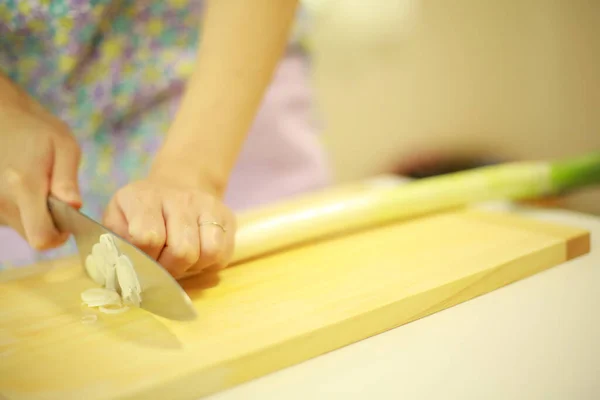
[0,74,82,250]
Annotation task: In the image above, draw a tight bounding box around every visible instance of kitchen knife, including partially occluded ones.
[47,196,197,321]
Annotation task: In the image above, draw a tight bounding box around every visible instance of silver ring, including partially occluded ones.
[198,221,227,233]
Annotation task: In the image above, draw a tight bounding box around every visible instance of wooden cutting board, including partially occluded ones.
[0,209,590,400]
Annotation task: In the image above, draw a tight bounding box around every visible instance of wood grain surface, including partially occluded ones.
[0,209,590,400]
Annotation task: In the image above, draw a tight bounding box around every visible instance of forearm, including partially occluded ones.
[152,0,299,195]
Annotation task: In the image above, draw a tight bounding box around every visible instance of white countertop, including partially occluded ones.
[206,204,600,400]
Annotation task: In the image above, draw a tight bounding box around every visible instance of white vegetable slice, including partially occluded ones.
[122,290,141,308]
[116,254,142,307]
[84,254,104,285]
[91,243,111,288]
[99,233,117,249]
[80,288,121,308]
[99,305,130,314]
[84,300,115,308]
[80,234,142,314]
[90,237,117,290]
[91,243,106,273]
[103,263,117,291]
[99,234,119,266]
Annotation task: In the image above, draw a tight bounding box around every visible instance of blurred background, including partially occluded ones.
[301,0,599,214]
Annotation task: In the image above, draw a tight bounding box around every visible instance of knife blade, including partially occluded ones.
[47,196,197,321]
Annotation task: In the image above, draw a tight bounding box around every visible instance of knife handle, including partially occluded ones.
[47,195,64,232]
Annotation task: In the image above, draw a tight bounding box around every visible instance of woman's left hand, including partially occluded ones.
[102,177,236,278]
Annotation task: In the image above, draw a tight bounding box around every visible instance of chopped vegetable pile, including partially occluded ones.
[81,234,142,314]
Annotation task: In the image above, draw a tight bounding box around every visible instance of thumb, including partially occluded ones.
[50,135,82,208]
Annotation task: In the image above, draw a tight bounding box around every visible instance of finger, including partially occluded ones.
[5,168,66,250]
[50,135,82,208]
[196,211,236,272]
[119,191,166,260]
[0,197,26,239]
[102,196,131,241]
[217,213,237,269]
[157,206,200,277]
[195,211,228,272]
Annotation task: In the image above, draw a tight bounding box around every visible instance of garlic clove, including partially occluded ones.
[116,254,142,305]
[99,305,130,314]
[81,288,122,308]
[104,263,118,291]
[99,234,119,266]
[91,243,106,273]
[122,290,141,308]
[80,234,143,315]
[84,254,105,285]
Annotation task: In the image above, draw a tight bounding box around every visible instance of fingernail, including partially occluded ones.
[66,190,81,203]
[58,189,81,205]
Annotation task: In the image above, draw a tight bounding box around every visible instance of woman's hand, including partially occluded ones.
[0,74,82,250]
[100,0,299,278]
[102,173,236,278]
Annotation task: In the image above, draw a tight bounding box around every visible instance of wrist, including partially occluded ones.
[149,152,228,198]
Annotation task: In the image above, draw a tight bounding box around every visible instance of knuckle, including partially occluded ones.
[195,191,216,208]
[206,195,219,209]
[137,188,158,205]
[200,242,221,265]
[115,185,141,208]
[132,229,165,248]
[2,167,32,192]
[186,245,201,264]
[176,191,196,208]
[170,244,199,265]
[103,218,128,240]
[2,167,24,187]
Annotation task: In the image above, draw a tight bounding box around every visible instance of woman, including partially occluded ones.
[0,1,331,276]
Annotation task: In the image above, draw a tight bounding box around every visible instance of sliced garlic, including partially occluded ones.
[116,254,142,307]
[99,233,117,249]
[84,254,104,285]
[92,236,118,290]
[81,233,143,315]
[91,243,106,271]
[99,234,119,266]
[81,288,122,308]
[103,263,117,291]
[99,305,130,314]
[122,290,141,308]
